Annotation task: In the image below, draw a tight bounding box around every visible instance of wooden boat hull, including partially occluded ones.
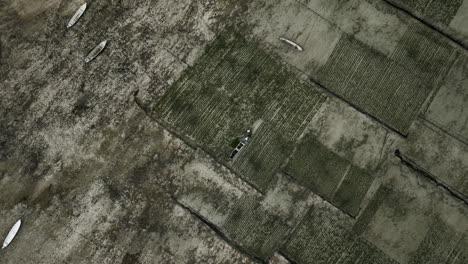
[2,220,21,249]
[85,40,107,63]
[67,3,87,28]
[279,37,303,51]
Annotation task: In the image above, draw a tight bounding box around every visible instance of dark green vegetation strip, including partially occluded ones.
[285,137,348,200]
[282,208,399,264]
[231,122,291,189]
[154,30,325,191]
[285,136,375,217]
[316,29,457,135]
[333,166,374,216]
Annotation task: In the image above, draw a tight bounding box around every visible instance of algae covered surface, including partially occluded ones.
[1,0,467,263]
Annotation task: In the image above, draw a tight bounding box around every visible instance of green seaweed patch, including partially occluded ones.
[153,28,325,191]
[333,166,374,216]
[230,137,240,148]
[285,137,348,200]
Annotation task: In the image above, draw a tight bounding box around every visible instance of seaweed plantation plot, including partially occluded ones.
[285,136,375,216]
[283,208,399,264]
[231,122,291,189]
[408,218,468,264]
[352,186,391,236]
[315,33,456,134]
[221,196,290,260]
[333,166,374,216]
[390,24,458,94]
[154,31,325,191]
[386,0,464,25]
[285,136,348,199]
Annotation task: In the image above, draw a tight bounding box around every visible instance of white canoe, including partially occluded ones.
[67,3,87,28]
[279,37,303,51]
[85,40,107,63]
[2,220,21,249]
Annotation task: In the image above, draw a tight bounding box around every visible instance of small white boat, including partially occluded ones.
[67,3,87,28]
[85,40,107,63]
[279,37,303,51]
[2,220,21,249]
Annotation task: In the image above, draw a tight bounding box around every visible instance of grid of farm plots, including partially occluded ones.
[283,207,399,264]
[154,31,325,191]
[316,31,457,135]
